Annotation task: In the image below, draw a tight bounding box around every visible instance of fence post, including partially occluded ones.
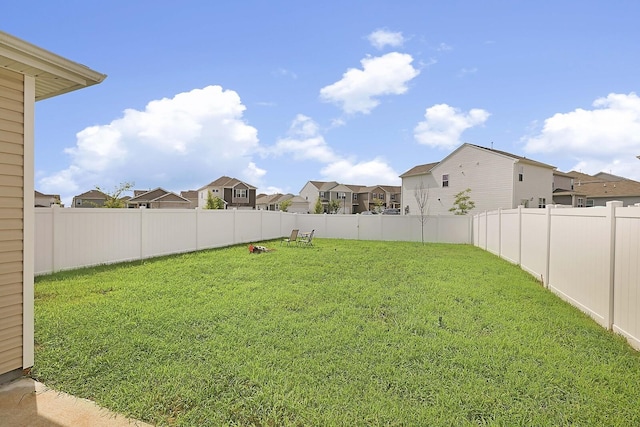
[470,214,475,245]
[51,204,59,273]
[517,205,523,266]
[195,207,200,251]
[544,204,554,288]
[139,207,146,260]
[233,208,237,245]
[497,208,502,258]
[484,211,488,250]
[605,201,623,330]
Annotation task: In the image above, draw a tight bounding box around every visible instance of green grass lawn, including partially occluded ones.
[33,240,640,426]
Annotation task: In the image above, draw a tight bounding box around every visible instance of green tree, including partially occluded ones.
[95,181,134,208]
[313,197,323,214]
[205,190,225,209]
[449,188,476,215]
[329,199,341,214]
[279,199,292,212]
[373,198,384,213]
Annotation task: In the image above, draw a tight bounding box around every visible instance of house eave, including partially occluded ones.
[0,30,107,101]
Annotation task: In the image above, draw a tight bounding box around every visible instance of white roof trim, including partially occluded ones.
[0,30,106,100]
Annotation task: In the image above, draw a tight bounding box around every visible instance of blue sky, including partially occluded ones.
[4,1,640,205]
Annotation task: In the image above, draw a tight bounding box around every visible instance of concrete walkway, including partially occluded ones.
[0,377,153,427]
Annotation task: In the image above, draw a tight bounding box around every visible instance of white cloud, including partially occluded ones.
[420,58,438,68]
[414,104,491,150]
[271,115,338,162]
[272,68,297,79]
[319,52,420,114]
[320,158,401,186]
[437,42,452,51]
[458,67,478,77]
[258,185,286,195]
[243,161,266,183]
[523,92,640,179]
[271,115,400,185]
[38,85,261,205]
[367,29,405,50]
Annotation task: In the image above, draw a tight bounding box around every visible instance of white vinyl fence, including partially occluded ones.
[473,201,640,350]
[35,207,471,275]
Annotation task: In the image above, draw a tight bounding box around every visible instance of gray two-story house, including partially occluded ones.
[198,176,257,209]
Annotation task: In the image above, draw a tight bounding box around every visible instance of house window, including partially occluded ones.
[586,199,594,207]
[234,188,247,198]
[518,166,524,182]
[390,194,396,200]
[319,191,325,198]
[337,192,346,199]
[538,198,546,208]
[442,174,449,187]
[577,197,584,207]
[76,199,82,206]
[353,194,358,201]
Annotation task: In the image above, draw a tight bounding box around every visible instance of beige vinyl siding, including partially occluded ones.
[513,162,554,208]
[429,147,515,214]
[400,173,439,216]
[0,67,24,375]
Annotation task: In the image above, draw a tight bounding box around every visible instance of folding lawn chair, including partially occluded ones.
[281,229,299,246]
[298,229,314,247]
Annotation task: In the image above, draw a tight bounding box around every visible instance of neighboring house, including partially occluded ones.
[34,190,61,207]
[354,185,402,213]
[180,190,198,209]
[552,171,587,207]
[197,176,257,209]
[300,181,338,213]
[256,193,278,211]
[400,143,555,215]
[127,188,192,209]
[300,181,402,214]
[256,193,309,213]
[328,183,354,214]
[299,181,355,214]
[0,30,105,383]
[566,171,640,207]
[71,189,108,208]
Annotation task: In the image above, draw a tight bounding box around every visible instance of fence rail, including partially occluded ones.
[473,202,640,350]
[35,207,471,275]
